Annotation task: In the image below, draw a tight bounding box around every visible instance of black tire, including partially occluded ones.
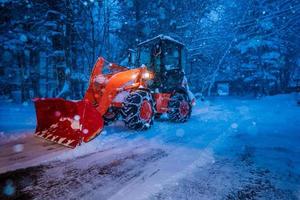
[103,108,119,125]
[167,92,192,122]
[121,90,154,130]
[154,113,162,119]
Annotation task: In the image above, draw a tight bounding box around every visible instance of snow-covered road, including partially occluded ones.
[0,94,300,199]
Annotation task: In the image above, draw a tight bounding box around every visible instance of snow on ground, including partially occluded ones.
[0,94,300,199]
[0,100,36,142]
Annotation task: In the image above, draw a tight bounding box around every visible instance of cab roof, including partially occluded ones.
[137,34,185,47]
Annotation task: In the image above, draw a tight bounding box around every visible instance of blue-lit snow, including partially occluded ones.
[0,94,299,198]
[0,100,35,140]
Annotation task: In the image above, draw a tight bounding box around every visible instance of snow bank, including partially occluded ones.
[0,100,36,140]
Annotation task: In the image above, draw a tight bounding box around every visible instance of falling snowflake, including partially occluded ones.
[55,111,61,117]
[74,115,80,121]
[231,123,238,129]
[83,129,89,134]
[102,130,107,135]
[20,34,27,42]
[13,144,24,153]
[3,180,15,197]
[208,10,219,22]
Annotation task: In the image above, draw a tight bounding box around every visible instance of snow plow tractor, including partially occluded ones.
[34,35,195,148]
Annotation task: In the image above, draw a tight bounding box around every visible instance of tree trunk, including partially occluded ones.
[47,1,68,98]
[29,50,40,97]
[17,52,27,102]
[134,0,141,42]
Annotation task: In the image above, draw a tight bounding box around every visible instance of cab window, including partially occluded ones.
[139,46,151,67]
[163,45,180,70]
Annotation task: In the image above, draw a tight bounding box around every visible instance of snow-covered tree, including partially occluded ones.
[234,0,298,95]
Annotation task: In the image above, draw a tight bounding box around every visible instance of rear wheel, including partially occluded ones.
[121,90,154,130]
[167,92,191,122]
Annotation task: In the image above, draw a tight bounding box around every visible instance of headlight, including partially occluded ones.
[131,73,138,79]
[142,72,151,79]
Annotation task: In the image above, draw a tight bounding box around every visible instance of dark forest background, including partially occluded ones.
[1,0,300,102]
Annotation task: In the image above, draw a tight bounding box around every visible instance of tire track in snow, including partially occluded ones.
[0,140,168,200]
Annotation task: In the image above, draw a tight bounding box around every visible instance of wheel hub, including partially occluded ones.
[140,100,152,121]
[179,101,189,117]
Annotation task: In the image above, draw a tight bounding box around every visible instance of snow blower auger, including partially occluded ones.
[34,35,195,148]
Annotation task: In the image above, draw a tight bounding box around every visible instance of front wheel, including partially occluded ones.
[121,90,154,130]
[167,93,192,122]
[103,108,119,125]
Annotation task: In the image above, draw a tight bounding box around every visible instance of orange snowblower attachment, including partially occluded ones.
[34,57,147,148]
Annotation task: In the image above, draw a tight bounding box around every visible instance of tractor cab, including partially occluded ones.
[132,35,186,92]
